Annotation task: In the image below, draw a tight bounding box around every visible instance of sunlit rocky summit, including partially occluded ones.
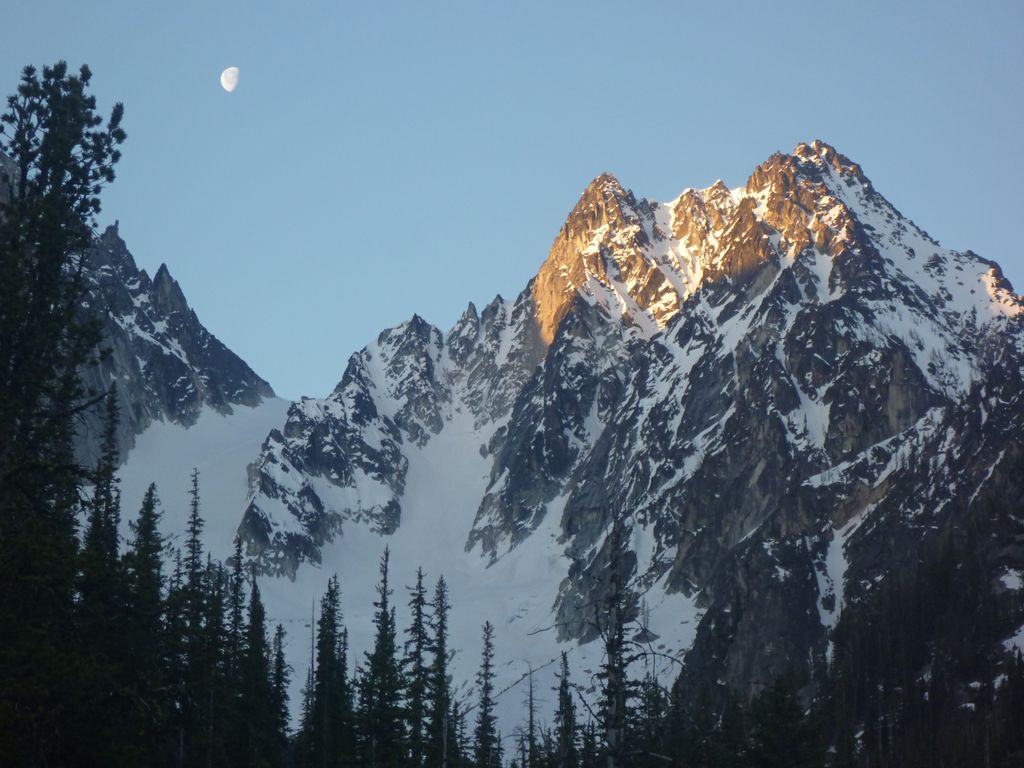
[91,141,1023,715]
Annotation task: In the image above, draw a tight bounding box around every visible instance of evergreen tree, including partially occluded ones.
[473,621,499,768]
[224,536,248,761]
[525,669,538,768]
[553,652,578,768]
[124,482,166,762]
[631,674,668,764]
[227,536,246,676]
[271,624,291,764]
[579,722,599,768]
[197,557,229,767]
[126,483,164,642]
[426,576,453,768]
[73,386,134,764]
[81,386,122,572]
[357,547,405,768]
[304,575,354,767]
[708,690,745,768]
[451,698,468,768]
[177,467,207,764]
[165,549,189,767]
[184,468,205,611]
[0,60,124,763]
[403,567,431,768]
[241,575,277,767]
[746,676,821,768]
[594,512,635,768]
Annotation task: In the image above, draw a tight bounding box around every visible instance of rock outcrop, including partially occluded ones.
[75,224,275,463]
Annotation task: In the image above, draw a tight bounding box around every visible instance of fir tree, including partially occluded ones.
[426,576,453,768]
[198,557,229,767]
[594,512,636,768]
[165,549,189,767]
[451,698,468,768]
[473,621,499,768]
[227,536,246,677]
[271,624,291,764]
[746,676,822,768]
[124,482,166,762]
[304,575,354,767]
[403,567,431,768]
[184,468,205,609]
[357,547,405,768]
[525,669,538,768]
[632,674,668,764]
[553,652,578,768]
[224,536,248,761]
[241,575,276,767]
[126,483,164,636]
[579,722,600,768]
[74,385,133,764]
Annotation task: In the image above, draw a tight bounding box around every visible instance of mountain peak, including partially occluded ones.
[792,140,872,191]
[583,171,626,197]
[531,173,650,344]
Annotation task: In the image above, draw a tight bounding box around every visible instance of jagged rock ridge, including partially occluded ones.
[76,224,275,462]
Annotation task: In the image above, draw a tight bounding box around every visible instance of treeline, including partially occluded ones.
[62,393,289,765]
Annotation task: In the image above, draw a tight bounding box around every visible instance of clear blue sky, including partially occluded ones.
[4,1,1022,399]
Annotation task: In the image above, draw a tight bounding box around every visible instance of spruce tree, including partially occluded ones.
[165,549,189,767]
[227,536,246,677]
[451,698,468,768]
[224,536,247,760]
[74,385,133,764]
[746,676,822,768]
[595,513,634,768]
[553,652,578,768]
[474,621,499,768]
[124,482,166,762]
[198,557,229,767]
[271,623,291,764]
[357,547,405,768]
[126,483,164,638]
[304,575,354,767]
[525,669,538,768]
[426,576,453,768]
[178,472,210,766]
[632,674,668,765]
[241,575,276,767]
[403,567,431,768]
[579,722,599,768]
[184,468,205,611]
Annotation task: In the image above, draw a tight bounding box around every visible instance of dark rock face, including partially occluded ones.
[75,225,275,464]
[239,291,547,577]
[237,140,1024,702]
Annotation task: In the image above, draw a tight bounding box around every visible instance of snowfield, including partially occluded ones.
[118,401,701,733]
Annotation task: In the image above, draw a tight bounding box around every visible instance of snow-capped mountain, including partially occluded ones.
[234,140,1023,695]
[104,141,1024,723]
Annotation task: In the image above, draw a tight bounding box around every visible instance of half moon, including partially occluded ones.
[220,67,240,93]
